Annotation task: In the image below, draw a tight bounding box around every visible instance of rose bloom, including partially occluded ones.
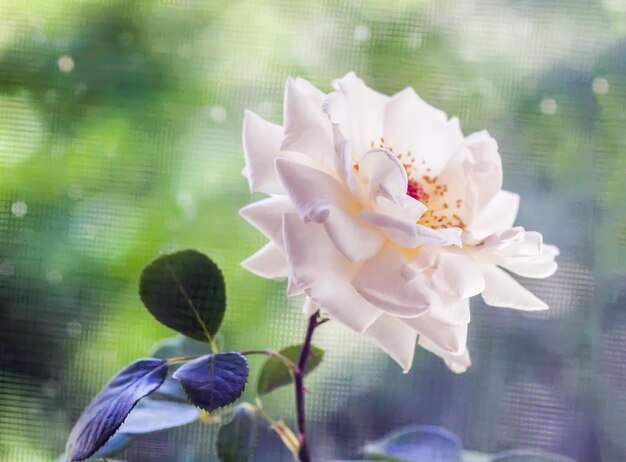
[240,73,558,372]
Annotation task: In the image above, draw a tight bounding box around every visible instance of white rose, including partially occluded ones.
[240,73,558,373]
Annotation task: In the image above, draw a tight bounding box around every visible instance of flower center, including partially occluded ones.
[373,137,466,230]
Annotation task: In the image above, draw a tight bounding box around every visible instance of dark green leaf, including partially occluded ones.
[256,344,324,396]
[173,353,249,412]
[364,425,462,462]
[139,250,226,342]
[217,403,258,462]
[65,358,168,461]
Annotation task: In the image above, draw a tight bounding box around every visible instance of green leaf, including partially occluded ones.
[256,344,324,396]
[139,250,226,343]
[217,403,258,462]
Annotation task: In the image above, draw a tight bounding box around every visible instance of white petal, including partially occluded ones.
[331,72,389,159]
[402,312,468,355]
[275,157,355,219]
[469,190,520,240]
[480,265,548,311]
[475,229,558,279]
[331,124,364,201]
[373,194,427,224]
[384,87,464,175]
[431,252,485,298]
[498,254,558,279]
[303,296,320,317]
[242,110,286,194]
[282,212,381,332]
[276,158,383,262]
[359,148,408,201]
[428,294,471,326]
[462,131,503,220]
[362,313,418,372]
[241,242,288,279]
[359,210,462,248]
[321,206,384,262]
[418,336,471,374]
[352,247,436,317]
[239,196,294,245]
[282,77,333,163]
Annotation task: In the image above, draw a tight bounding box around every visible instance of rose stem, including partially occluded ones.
[294,311,320,462]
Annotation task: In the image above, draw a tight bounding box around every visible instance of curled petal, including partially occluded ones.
[276,158,382,262]
[359,148,408,201]
[282,212,381,332]
[480,265,548,311]
[362,313,418,372]
[476,228,559,279]
[352,247,436,317]
[241,242,288,279]
[360,210,462,248]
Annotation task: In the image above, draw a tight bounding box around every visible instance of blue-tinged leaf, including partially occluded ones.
[217,403,258,462]
[173,353,248,412]
[150,335,213,402]
[364,425,462,462]
[65,358,168,462]
[490,450,577,461]
[57,434,134,462]
[117,397,200,434]
[89,433,134,460]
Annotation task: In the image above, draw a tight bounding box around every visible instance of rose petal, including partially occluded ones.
[352,247,436,317]
[359,148,408,200]
[418,336,471,374]
[331,72,389,159]
[362,313,418,372]
[303,297,320,318]
[463,131,503,219]
[480,265,548,310]
[276,158,383,262]
[469,190,520,240]
[428,294,471,326]
[402,312,468,355]
[282,212,381,332]
[241,242,288,279]
[331,124,364,201]
[359,210,462,248]
[384,87,464,175]
[498,253,558,279]
[242,110,287,194]
[321,205,384,262]
[431,252,485,298]
[282,77,333,163]
[239,196,294,245]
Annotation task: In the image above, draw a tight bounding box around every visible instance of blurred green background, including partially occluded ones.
[0,0,625,461]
